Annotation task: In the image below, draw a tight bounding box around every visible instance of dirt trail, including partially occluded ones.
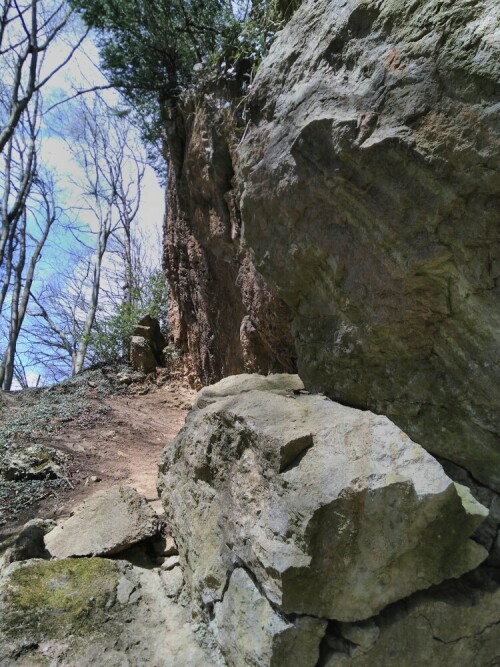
[2,382,194,536]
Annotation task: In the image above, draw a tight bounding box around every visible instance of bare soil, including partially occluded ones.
[0,374,194,541]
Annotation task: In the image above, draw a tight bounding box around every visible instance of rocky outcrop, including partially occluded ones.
[130,315,166,373]
[322,568,500,666]
[158,374,496,666]
[162,91,296,385]
[0,486,224,666]
[237,0,500,491]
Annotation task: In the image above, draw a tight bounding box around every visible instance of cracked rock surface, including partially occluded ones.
[321,567,500,666]
[158,374,491,665]
[237,0,500,491]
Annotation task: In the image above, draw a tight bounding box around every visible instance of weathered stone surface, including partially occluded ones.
[214,567,326,667]
[237,0,500,490]
[44,486,159,559]
[134,315,166,362]
[163,93,296,385]
[158,375,488,626]
[160,565,184,599]
[0,558,222,666]
[130,315,167,373]
[322,567,500,666]
[440,459,500,567]
[1,445,64,481]
[194,372,304,409]
[130,335,158,374]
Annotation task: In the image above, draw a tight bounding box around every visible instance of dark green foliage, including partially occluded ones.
[72,0,232,98]
[71,0,302,103]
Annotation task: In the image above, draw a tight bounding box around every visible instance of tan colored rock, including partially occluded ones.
[163,535,179,556]
[44,486,158,559]
[163,95,296,386]
[130,335,158,374]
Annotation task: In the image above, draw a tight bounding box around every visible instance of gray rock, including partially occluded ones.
[323,567,500,666]
[2,445,64,481]
[439,458,500,566]
[117,576,137,604]
[160,566,184,598]
[158,374,488,626]
[161,555,181,570]
[44,486,159,559]
[0,557,223,666]
[214,567,326,667]
[237,0,500,491]
[194,372,304,409]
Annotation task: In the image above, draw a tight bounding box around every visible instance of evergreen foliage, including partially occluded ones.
[71,1,302,121]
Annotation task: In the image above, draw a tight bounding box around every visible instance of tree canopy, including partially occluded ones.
[71,0,301,102]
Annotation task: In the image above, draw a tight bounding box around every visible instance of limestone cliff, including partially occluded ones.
[162,90,296,385]
[238,0,500,490]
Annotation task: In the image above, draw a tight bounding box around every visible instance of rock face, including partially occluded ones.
[44,485,159,559]
[323,568,500,667]
[214,568,326,667]
[158,374,491,665]
[237,0,500,491]
[162,92,296,385]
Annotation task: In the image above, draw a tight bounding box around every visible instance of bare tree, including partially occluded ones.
[0,0,91,157]
[24,94,149,378]
[25,256,92,380]
[0,166,59,389]
[0,90,38,308]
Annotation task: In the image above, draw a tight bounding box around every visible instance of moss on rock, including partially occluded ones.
[2,558,119,641]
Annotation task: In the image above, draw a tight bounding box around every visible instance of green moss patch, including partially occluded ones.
[2,558,120,640]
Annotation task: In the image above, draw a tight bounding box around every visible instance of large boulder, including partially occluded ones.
[237,0,500,490]
[158,375,488,664]
[44,486,159,559]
